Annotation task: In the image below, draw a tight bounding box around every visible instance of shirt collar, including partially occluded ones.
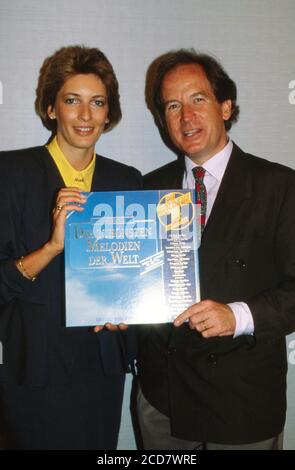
[184,140,233,182]
[47,136,96,174]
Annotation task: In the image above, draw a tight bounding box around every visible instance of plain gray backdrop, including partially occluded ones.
[0,0,295,450]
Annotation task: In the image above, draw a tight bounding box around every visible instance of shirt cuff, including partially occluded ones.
[228,301,254,338]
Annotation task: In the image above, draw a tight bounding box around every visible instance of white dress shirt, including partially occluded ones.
[183,140,254,337]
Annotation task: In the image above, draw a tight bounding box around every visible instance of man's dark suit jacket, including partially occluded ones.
[138,143,295,444]
[0,146,142,386]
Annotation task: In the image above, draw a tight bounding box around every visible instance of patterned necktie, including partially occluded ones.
[192,166,207,235]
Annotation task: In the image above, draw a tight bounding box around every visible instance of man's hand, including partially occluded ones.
[174,300,236,338]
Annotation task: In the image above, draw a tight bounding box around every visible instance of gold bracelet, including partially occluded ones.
[16,256,37,282]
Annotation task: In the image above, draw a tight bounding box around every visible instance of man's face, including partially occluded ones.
[161,63,232,164]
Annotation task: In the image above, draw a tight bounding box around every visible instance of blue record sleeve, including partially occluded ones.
[65,189,200,326]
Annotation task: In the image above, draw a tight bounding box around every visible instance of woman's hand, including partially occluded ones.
[47,187,87,255]
[14,188,87,280]
[94,323,128,333]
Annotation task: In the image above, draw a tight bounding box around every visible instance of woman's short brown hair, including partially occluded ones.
[35,45,121,133]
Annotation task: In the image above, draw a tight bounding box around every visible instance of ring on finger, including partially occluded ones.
[55,203,63,212]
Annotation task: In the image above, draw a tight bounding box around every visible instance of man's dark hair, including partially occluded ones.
[145,49,239,153]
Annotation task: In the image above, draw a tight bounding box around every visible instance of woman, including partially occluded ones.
[0,45,141,449]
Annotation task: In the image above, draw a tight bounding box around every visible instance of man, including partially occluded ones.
[137,49,295,450]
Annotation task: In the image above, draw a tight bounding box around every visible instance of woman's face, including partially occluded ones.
[48,73,109,159]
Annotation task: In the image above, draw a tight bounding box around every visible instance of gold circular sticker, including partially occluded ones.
[157,191,194,231]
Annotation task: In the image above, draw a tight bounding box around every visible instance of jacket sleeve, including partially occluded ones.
[247,174,295,338]
[0,157,29,304]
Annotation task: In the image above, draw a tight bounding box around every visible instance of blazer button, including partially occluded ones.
[233,259,246,268]
[208,353,217,365]
[168,348,177,355]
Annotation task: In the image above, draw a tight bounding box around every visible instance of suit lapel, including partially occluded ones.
[200,144,253,283]
[40,146,65,190]
[37,146,65,240]
[91,155,105,190]
[169,157,185,188]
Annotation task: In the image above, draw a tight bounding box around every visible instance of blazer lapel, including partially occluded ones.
[200,143,253,282]
[91,154,106,190]
[37,146,65,236]
[169,157,185,188]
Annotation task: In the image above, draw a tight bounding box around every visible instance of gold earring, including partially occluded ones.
[49,114,56,120]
